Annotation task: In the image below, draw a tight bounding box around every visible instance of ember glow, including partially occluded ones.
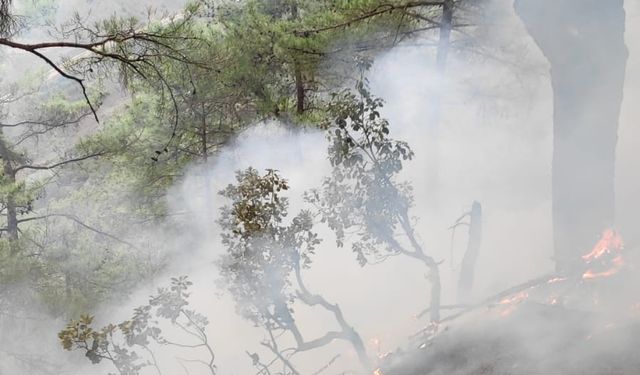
[547,277,568,284]
[499,291,529,305]
[498,291,529,317]
[582,229,623,262]
[582,229,625,280]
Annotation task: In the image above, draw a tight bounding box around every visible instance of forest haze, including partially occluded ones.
[1,0,639,374]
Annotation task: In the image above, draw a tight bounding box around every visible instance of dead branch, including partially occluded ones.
[416,304,468,319]
[310,354,341,375]
[441,273,558,324]
[262,325,301,375]
[291,259,372,370]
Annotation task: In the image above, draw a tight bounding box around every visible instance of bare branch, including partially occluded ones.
[0,112,92,129]
[14,151,106,172]
[16,213,137,248]
[10,46,100,122]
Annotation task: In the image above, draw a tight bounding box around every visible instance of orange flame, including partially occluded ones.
[499,291,529,305]
[583,269,620,280]
[498,291,529,317]
[582,229,623,262]
[582,229,625,280]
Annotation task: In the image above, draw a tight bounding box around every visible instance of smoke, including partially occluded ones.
[1,0,640,374]
[617,0,640,247]
[126,9,558,369]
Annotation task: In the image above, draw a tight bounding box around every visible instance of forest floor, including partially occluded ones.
[381,242,640,375]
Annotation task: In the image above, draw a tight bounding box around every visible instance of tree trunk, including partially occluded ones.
[0,135,18,244]
[429,265,441,322]
[291,1,305,115]
[201,101,208,162]
[457,201,482,303]
[436,0,453,71]
[426,0,454,203]
[294,63,305,114]
[514,0,628,273]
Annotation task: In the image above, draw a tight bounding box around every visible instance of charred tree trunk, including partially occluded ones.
[457,201,482,302]
[514,0,628,273]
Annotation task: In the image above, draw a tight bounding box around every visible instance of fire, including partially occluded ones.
[547,277,568,284]
[499,291,529,305]
[498,291,529,317]
[373,369,384,375]
[583,268,620,280]
[582,229,623,262]
[582,229,625,280]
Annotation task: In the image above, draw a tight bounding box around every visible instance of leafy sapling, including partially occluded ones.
[306,81,443,323]
[59,276,216,375]
[218,167,371,373]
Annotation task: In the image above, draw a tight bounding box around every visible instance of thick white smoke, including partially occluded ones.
[2,0,640,374]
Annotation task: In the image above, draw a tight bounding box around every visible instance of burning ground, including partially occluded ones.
[379,230,640,375]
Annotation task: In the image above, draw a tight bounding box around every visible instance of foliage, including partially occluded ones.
[218,167,372,371]
[59,276,216,375]
[306,80,442,322]
[218,167,319,326]
[0,0,459,372]
[307,79,414,265]
[203,0,442,121]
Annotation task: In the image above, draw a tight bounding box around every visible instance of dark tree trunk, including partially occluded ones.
[515,0,628,273]
[426,0,454,202]
[0,136,18,244]
[458,201,482,302]
[436,0,453,71]
[4,171,18,242]
[201,101,208,162]
[291,1,305,115]
[294,64,305,114]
